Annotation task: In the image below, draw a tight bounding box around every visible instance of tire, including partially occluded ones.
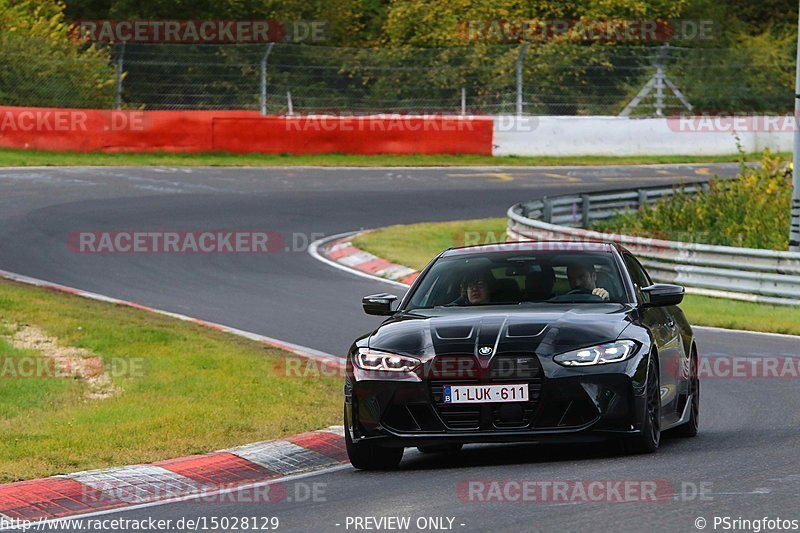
[417,444,463,454]
[345,412,404,470]
[672,352,699,438]
[622,354,661,454]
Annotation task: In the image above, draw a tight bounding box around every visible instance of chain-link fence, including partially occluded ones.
[2,42,795,116]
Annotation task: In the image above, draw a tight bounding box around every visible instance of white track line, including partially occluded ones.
[0,268,343,363]
[694,325,800,340]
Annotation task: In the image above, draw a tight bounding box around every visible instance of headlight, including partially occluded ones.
[355,348,420,372]
[553,340,638,367]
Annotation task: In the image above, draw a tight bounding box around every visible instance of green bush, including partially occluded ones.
[0,0,116,108]
[592,151,792,250]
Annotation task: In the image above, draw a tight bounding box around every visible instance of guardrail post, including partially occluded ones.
[791,6,800,251]
[638,189,648,209]
[542,198,552,223]
[523,201,539,219]
[581,194,590,227]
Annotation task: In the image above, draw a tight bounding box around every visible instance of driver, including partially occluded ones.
[566,262,610,300]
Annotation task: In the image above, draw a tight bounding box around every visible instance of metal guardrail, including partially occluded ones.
[506,182,800,306]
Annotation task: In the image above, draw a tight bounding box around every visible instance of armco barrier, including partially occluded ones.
[506,183,800,306]
[0,106,493,155]
[492,116,793,156]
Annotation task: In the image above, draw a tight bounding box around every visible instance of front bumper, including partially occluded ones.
[345,352,649,448]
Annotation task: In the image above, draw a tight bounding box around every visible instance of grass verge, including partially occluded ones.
[352,218,800,336]
[353,218,508,270]
[0,148,779,167]
[0,277,340,483]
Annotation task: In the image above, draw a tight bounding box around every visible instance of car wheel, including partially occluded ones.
[345,411,404,470]
[673,352,699,438]
[417,444,463,454]
[622,354,661,454]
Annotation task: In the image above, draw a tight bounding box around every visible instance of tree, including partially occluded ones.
[0,0,116,108]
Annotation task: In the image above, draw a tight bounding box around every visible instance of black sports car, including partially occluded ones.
[344,241,700,470]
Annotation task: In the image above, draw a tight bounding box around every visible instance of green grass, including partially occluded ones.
[353,218,508,270]
[0,148,780,167]
[677,295,800,335]
[353,218,800,336]
[0,278,340,482]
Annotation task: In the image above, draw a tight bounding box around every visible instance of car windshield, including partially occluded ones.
[403,250,627,310]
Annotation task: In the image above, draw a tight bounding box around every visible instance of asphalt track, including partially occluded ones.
[2,163,800,532]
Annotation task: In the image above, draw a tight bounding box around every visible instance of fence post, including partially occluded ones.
[516,43,529,116]
[791,4,800,251]
[114,42,126,110]
[260,43,274,115]
[638,189,648,209]
[654,66,665,117]
[461,87,466,116]
[542,197,552,223]
[581,194,590,227]
[287,92,294,115]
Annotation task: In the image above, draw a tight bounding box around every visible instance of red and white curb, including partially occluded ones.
[0,427,346,522]
[0,268,350,522]
[311,231,419,287]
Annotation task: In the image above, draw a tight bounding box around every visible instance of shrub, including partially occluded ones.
[592,150,792,250]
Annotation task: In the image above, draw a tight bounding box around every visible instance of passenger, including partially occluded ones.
[451,270,493,305]
[566,262,610,300]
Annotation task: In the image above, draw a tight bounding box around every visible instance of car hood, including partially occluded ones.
[367,304,636,358]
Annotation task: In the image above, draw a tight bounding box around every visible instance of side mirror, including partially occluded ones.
[641,284,684,307]
[362,293,398,316]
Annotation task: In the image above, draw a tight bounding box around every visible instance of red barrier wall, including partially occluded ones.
[0,107,493,155]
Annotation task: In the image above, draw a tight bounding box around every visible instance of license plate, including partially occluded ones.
[442,384,529,404]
